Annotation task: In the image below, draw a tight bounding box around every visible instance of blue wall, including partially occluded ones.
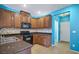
[0,4,20,13]
[51,4,79,51]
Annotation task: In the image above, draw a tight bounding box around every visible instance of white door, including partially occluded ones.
[60,21,70,42]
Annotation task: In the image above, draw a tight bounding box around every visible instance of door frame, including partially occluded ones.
[53,11,70,45]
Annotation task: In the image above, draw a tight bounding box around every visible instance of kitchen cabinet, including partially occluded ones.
[20,11,31,23]
[31,15,52,28]
[33,33,51,47]
[31,18,44,28]
[0,9,4,27]
[33,34,38,44]
[38,17,44,28]
[14,14,21,28]
[0,9,15,28]
[10,12,15,28]
[31,18,39,28]
[0,9,31,28]
[44,15,52,28]
[14,11,31,28]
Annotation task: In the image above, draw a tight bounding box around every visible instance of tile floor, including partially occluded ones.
[31,42,78,54]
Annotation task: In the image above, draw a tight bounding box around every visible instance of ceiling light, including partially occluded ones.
[23,4,27,7]
[37,11,41,14]
[59,12,70,17]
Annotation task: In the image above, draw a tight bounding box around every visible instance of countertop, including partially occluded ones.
[0,28,52,35]
[0,41,32,54]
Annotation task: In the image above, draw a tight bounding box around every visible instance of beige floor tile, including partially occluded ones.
[31,42,78,54]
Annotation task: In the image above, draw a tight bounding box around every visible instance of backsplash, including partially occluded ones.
[0,28,52,44]
[0,28,52,34]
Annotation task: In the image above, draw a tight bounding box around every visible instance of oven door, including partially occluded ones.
[23,35,33,44]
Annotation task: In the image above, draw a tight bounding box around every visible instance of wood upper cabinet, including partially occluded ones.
[38,17,44,28]
[0,9,15,28]
[31,18,44,28]
[0,9,4,27]
[14,11,31,28]
[44,15,52,28]
[14,14,21,28]
[0,9,31,28]
[20,11,31,23]
[31,15,52,28]
[31,18,39,28]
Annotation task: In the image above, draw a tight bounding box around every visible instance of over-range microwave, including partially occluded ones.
[21,22,31,29]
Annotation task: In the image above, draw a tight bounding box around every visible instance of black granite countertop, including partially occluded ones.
[0,41,32,54]
[31,32,52,35]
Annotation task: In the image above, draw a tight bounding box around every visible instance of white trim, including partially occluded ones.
[51,44,55,47]
[70,49,79,53]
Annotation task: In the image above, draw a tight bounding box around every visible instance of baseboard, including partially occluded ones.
[70,49,79,53]
[51,44,55,47]
[60,41,69,43]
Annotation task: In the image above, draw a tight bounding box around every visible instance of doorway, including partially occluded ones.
[54,12,70,46]
[60,20,70,42]
[60,12,70,43]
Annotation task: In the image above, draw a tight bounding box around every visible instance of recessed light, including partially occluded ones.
[37,11,41,14]
[59,12,70,17]
[23,4,27,7]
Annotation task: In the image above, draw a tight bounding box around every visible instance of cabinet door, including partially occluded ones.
[27,16,31,23]
[10,12,15,28]
[38,18,44,28]
[31,18,39,28]
[44,16,49,28]
[0,9,15,28]
[42,35,51,47]
[0,9,11,28]
[0,9,4,27]
[20,11,31,23]
[34,34,51,47]
[33,34,38,44]
[14,14,21,28]
[20,15,27,23]
[37,34,44,45]
[44,15,52,28]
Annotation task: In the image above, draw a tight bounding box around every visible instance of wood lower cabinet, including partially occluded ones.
[33,34,38,44]
[33,34,51,47]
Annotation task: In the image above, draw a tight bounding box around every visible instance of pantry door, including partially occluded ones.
[60,21,70,42]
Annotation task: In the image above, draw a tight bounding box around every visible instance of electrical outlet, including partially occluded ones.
[72,30,76,33]
[72,44,75,47]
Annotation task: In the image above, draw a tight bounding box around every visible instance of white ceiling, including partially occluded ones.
[5,4,71,17]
